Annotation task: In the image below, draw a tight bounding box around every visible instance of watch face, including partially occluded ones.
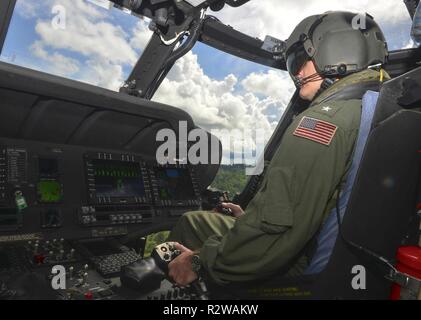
[191,255,201,273]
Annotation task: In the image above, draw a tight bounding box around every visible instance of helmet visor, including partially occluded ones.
[286,44,310,76]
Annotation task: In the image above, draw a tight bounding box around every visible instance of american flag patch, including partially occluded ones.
[293,116,338,146]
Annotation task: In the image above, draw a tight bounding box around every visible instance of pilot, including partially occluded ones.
[167,11,389,287]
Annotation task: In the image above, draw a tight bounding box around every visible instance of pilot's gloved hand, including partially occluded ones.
[168,243,198,287]
[213,202,244,218]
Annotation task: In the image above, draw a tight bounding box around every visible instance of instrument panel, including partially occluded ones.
[0,137,202,241]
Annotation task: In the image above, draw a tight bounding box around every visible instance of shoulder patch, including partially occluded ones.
[293,116,338,146]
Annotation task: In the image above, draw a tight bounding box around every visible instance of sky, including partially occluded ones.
[0,0,415,164]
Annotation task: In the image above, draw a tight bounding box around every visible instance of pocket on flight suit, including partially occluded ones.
[258,166,296,234]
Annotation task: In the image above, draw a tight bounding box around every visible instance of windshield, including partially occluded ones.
[1,0,153,90]
[2,0,413,91]
[152,43,295,169]
[213,0,414,50]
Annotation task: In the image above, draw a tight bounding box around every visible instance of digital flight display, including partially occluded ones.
[37,180,63,203]
[92,160,146,198]
[154,168,196,201]
[39,158,59,177]
[37,158,63,203]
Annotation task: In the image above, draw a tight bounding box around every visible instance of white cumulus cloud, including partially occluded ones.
[20,0,145,89]
[30,40,80,76]
[214,0,411,41]
[153,52,295,163]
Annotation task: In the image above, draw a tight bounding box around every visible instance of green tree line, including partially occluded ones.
[210,165,250,198]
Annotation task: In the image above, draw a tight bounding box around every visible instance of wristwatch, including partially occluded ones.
[191,254,202,277]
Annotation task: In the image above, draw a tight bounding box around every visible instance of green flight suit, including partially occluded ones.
[169,69,389,285]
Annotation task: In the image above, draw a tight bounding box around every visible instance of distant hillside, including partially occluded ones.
[210,165,251,198]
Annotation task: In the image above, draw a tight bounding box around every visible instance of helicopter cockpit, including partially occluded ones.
[0,0,420,300]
